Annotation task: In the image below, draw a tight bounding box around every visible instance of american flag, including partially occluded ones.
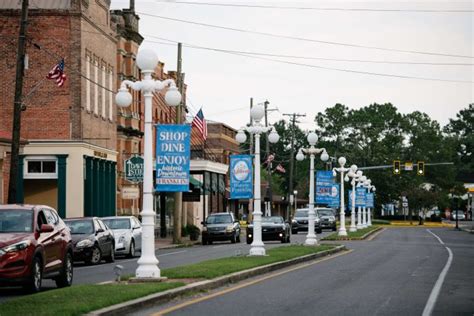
[192,108,207,140]
[46,59,66,87]
[275,164,286,173]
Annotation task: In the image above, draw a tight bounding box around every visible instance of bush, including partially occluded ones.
[181,226,189,237]
[372,219,390,225]
[186,224,200,241]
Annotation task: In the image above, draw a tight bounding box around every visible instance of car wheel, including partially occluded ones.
[55,252,73,288]
[332,226,337,231]
[25,256,42,293]
[202,238,207,245]
[316,228,322,234]
[292,229,297,235]
[127,240,136,258]
[246,238,252,245]
[106,244,115,263]
[208,240,213,245]
[231,233,237,244]
[287,235,291,243]
[87,245,102,265]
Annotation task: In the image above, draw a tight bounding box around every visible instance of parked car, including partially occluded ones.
[102,216,142,258]
[201,212,241,245]
[0,204,73,292]
[317,208,337,231]
[451,210,466,221]
[64,217,115,264]
[291,208,322,234]
[246,216,290,244]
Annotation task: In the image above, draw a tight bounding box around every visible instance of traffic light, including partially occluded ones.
[393,160,401,175]
[417,161,425,176]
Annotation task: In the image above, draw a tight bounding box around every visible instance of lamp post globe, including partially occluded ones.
[307,132,318,145]
[164,86,182,106]
[136,49,159,71]
[116,89,132,108]
[268,129,280,143]
[250,103,265,122]
[320,151,329,162]
[235,130,247,143]
[338,156,347,167]
[296,150,305,161]
[351,165,358,173]
[356,170,363,177]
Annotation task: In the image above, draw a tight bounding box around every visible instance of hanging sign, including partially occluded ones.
[316,171,338,206]
[230,155,253,199]
[366,192,374,208]
[124,156,144,183]
[155,124,191,192]
[355,187,366,207]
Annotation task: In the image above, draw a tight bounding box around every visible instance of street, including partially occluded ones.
[131,227,474,316]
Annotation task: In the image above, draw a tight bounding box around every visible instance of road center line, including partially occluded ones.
[422,229,453,316]
[157,250,187,257]
[151,249,353,316]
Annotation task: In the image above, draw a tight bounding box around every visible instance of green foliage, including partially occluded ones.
[162,245,335,279]
[322,226,380,240]
[186,224,200,241]
[0,283,184,316]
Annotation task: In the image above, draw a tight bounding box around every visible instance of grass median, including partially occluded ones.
[322,226,380,240]
[162,244,335,279]
[0,244,337,316]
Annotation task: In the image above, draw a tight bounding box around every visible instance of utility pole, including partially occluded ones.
[8,0,29,204]
[173,42,183,243]
[264,100,278,216]
[282,113,306,221]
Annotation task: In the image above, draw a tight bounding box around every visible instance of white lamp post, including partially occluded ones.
[333,157,350,236]
[116,48,181,279]
[345,165,359,232]
[296,132,328,245]
[367,184,376,226]
[236,103,279,256]
[360,178,371,228]
[355,171,364,229]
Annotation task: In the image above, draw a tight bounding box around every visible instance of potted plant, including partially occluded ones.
[186,224,200,241]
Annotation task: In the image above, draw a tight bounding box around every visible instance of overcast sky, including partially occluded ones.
[111,0,473,131]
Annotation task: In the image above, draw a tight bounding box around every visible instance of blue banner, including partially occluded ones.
[230,155,253,199]
[328,184,340,208]
[316,171,337,205]
[355,187,366,207]
[155,124,191,192]
[366,193,374,208]
[348,190,354,209]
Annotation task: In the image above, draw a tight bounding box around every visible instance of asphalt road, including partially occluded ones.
[134,227,474,316]
[0,230,327,302]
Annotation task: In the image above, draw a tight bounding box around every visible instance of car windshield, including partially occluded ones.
[262,216,284,224]
[295,210,309,217]
[0,210,33,233]
[206,215,232,224]
[319,210,334,216]
[103,219,130,230]
[65,220,94,234]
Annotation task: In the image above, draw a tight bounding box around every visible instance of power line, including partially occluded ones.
[144,37,473,66]
[144,37,473,84]
[153,1,473,13]
[136,12,474,59]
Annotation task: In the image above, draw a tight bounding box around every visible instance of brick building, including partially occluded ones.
[0,0,118,217]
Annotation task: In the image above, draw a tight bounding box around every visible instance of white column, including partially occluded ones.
[338,170,347,236]
[135,73,160,278]
[305,152,317,245]
[357,206,363,229]
[250,133,265,256]
[362,206,367,228]
[349,182,357,232]
[368,207,372,226]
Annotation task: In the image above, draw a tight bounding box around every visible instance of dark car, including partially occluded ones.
[0,204,73,292]
[317,208,337,231]
[246,216,291,244]
[64,217,115,264]
[291,208,322,234]
[201,212,241,245]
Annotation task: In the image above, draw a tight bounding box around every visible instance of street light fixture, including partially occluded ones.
[345,165,359,232]
[116,48,181,279]
[333,157,350,236]
[296,132,328,245]
[355,171,364,229]
[367,185,376,226]
[236,103,279,256]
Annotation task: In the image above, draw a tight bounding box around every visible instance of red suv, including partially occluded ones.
[0,204,73,292]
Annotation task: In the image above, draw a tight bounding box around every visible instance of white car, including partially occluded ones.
[102,216,142,257]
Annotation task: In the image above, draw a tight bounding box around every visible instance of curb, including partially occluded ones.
[86,245,346,316]
[321,226,383,241]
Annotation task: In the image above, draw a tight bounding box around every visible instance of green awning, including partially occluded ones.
[190,176,202,188]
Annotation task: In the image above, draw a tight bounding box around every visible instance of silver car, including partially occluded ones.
[102,216,142,257]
